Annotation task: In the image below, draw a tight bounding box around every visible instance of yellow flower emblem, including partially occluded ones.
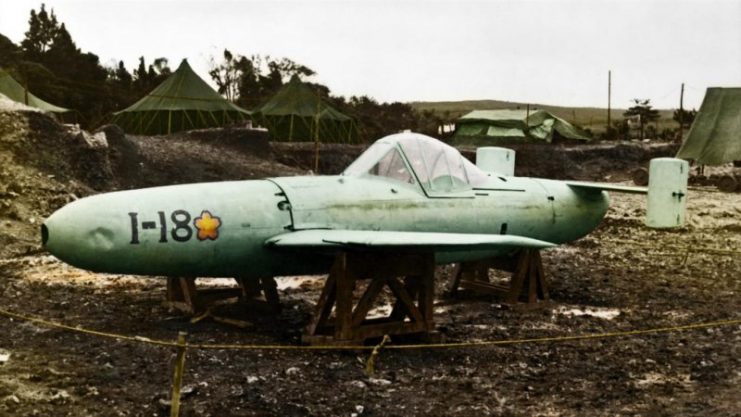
[194,210,222,241]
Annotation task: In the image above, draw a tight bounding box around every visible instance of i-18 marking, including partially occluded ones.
[128,210,221,244]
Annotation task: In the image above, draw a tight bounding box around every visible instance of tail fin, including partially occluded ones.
[565,157,689,229]
[645,158,689,228]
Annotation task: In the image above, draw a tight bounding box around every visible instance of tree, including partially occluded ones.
[113,61,132,90]
[673,108,697,126]
[131,56,169,94]
[209,49,241,101]
[624,99,660,139]
[133,56,149,91]
[208,51,318,109]
[0,34,21,67]
[44,22,79,79]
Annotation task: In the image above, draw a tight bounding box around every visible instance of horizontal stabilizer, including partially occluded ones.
[564,181,648,194]
[265,229,556,251]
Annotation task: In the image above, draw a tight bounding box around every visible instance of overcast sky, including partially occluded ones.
[1,0,739,109]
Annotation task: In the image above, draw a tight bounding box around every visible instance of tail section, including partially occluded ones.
[645,158,689,228]
[563,158,689,229]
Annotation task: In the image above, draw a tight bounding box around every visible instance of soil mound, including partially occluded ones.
[0,110,113,257]
[0,111,300,258]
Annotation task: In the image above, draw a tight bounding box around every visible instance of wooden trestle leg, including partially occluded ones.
[165,276,281,315]
[447,249,549,305]
[302,252,436,346]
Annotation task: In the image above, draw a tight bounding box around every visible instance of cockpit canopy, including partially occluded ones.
[343,132,489,193]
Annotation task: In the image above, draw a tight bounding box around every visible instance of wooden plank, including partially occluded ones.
[390,275,420,320]
[260,277,281,311]
[460,280,510,296]
[534,251,549,300]
[241,276,262,299]
[179,277,197,313]
[334,253,355,340]
[387,277,425,324]
[351,277,387,327]
[507,250,530,304]
[473,260,490,282]
[352,321,428,341]
[305,267,338,336]
[419,254,435,328]
[448,263,463,295]
[528,256,538,304]
[166,277,181,302]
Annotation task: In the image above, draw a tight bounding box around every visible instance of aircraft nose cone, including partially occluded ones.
[41,198,110,268]
[42,206,70,258]
[41,222,49,246]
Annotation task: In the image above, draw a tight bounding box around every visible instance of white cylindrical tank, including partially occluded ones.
[476,147,515,176]
[646,158,689,228]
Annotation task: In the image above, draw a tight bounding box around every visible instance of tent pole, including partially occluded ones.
[314,120,320,173]
[207,110,220,127]
[289,115,294,141]
[607,70,612,134]
[314,87,321,172]
[182,110,195,130]
[678,82,685,143]
[168,110,172,135]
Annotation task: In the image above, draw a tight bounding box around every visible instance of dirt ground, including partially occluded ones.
[0,109,739,416]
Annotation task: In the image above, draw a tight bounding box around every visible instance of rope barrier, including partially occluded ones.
[0,307,738,351]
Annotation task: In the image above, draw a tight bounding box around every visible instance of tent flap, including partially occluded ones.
[676,87,741,166]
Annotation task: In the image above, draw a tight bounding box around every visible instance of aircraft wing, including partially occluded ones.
[265,229,556,251]
[564,181,648,194]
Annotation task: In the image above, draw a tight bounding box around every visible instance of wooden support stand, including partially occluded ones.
[448,249,549,305]
[303,252,436,346]
[166,276,281,315]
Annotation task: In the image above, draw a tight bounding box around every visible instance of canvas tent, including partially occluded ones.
[454,109,591,144]
[0,68,69,113]
[676,87,741,166]
[111,59,250,135]
[252,75,357,143]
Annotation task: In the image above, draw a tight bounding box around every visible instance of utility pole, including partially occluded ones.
[607,70,612,134]
[313,86,321,174]
[677,82,685,142]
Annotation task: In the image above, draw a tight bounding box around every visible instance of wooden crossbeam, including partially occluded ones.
[449,249,549,305]
[165,276,281,315]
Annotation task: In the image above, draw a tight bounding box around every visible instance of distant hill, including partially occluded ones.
[409,99,676,134]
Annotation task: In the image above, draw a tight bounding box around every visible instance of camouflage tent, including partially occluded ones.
[454,109,590,144]
[112,59,250,135]
[252,75,357,143]
[0,68,69,113]
[676,87,741,165]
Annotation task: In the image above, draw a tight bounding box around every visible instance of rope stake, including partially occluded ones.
[170,331,188,417]
[365,334,391,376]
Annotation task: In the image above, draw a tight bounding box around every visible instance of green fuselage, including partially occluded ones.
[43,174,609,278]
